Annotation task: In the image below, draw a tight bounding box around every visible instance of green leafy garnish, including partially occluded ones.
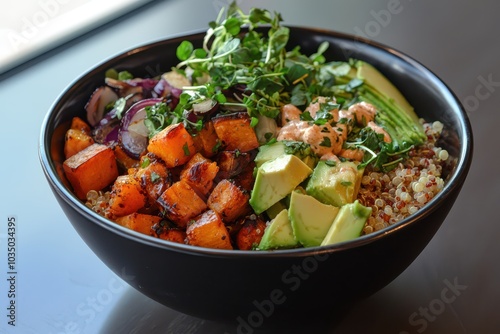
[138,1,426,172]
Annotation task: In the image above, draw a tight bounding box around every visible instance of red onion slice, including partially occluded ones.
[85,86,118,126]
[118,98,163,159]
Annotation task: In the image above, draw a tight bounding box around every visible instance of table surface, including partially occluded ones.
[1,0,499,333]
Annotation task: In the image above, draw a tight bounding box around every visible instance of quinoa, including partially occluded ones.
[85,190,111,218]
[357,120,450,235]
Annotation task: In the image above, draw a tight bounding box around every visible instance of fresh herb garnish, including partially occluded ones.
[150,171,161,183]
[182,143,191,156]
[319,137,331,147]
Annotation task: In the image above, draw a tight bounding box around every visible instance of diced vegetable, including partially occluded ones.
[115,213,161,235]
[192,120,220,158]
[157,180,207,227]
[179,153,219,197]
[63,117,95,159]
[70,116,92,134]
[153,222,186,243]
[108,174,147,217]
[207,179,250,223]
[212,112,259,152]
[185,210,233,249]
[64,128,95,159]
[63,143,119,199]
[134,155,172,204]
[231,162,256,192]
[235,216,266,250]
[147,122,196,168]
[215,150,253,180]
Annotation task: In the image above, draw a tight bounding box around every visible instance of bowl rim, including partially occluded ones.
[39,26,473,258]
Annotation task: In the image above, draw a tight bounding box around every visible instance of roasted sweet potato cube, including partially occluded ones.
[207,179,250,223]
[147,122,196,168]
[115,213,161,235]
[180,153,219,197]
[63,143,119,200]
[64,128,95,159]
[186,210,233,249]
[212,112,259,152]
[108,174,147,217]
[232,161,256,192]
[153,224,187,243]
[192,121,220,157]
[70,116,92,135]
[235,216,267,250]
[157,180,207,228]
[134,156,172,203]
[216,150,253,179]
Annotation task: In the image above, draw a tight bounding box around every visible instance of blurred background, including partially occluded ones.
[1,0,499,333]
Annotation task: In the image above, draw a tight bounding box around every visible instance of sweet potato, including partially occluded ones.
[157,180,207,228]
[63,143,119,200]
[63,117,95,159]
[231,161,256,192]
[147,122,196,168]
[185,210,233,249]
[215,150,252,179]
[207,179,250,223]
[212,112,259,152]
[115,213,161,235]
[152,222,187,243]
[235,215,267,250]
[108,174,147,217]
[70,116,92,135]
[180,153,219,197]
[135,155,172,203]
[64,128,95,159]
[192,120,220,157]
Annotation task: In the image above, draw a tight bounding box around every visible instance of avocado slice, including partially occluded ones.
[321,200,372,246]
[258,209,298,250]
[254,141,287,167]
[249,154,312,214]
[289,191,340,247]
[352,61,427,151]
[306,160,364,207]
[356,61,419,124]
[254,141,318,169]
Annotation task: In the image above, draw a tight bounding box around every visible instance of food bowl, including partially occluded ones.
[39,27,472,328]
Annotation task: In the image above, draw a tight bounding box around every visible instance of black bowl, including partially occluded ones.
[39,27,472,329]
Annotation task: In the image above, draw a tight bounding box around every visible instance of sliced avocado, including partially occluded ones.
[353,61,427,148]
[254,141,318,169]
[289,190,340,247]
[249,154,312,214]
[254,141,287,167]
[258,209,298,250]
[356,61,418,123]
[321,200,372,246]
[306,160,364,207]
